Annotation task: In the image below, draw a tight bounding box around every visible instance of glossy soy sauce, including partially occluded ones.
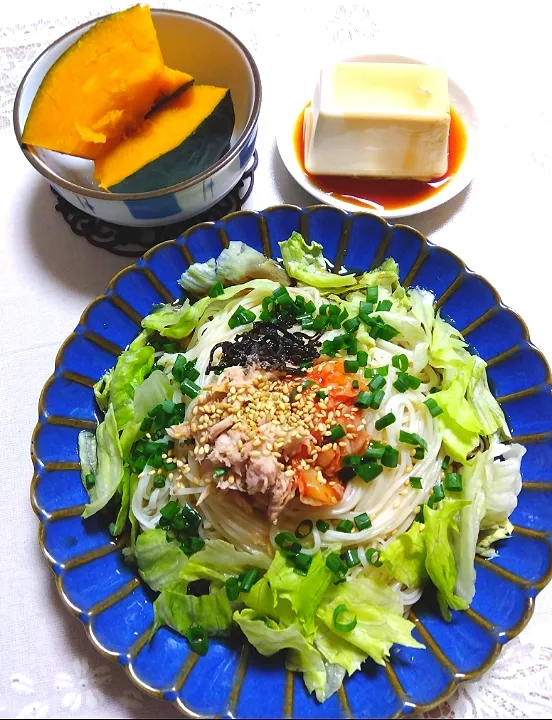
[294,104,468,212]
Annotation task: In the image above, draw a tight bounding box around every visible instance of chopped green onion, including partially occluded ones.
[352,379,359,390]
[327,304,340,316]
[304,300,316,314]
[299,360,313,370]
[414,447,425,460]
[375,365,389,376]
[356,462,383,482]
[343,549,360,568]
[225,576,240,601]
[363,367,375,378]
[140,416,153,432]
[316,519,330,533]
[379,324,399,341]
[370,389,385,409]
[153,476,165,489]
[182,503,202,528]
[333,603,357,632]
[185,625,209,656]
[302,379,315,389]
[300,316,315,330]
[292,553,313,572]
[213,467,227,478]
[312,315,328,331]
[399,430,418,446]
[356,350,368,367]
[344,360,359,373]
[366,548,383,567]
[85,473,96,489]
[343,454,361,467]
[320,340,336,357]
[409,476,423,489]
[160,501,180,520]
[369,374,386,391]
[393,374,409,393]
[354,512,372,531]
[181,378,201,399]
[362,445,386,460]
[375,413,396,431]
[240,568,260,592]
[172,354,187,382]
[415,505,425,523]
[209,281,225,298]
[295,519,313,539]
[336,519,354,533]
[432,483,445,502]
[444,472,463,491]
[228,305,256,329]
[163,342,179,353]
[424,397,444,417]
[342,317,360,332]
[381,446,399,468]
[326,552,348,579]
[327,424,346,442]
[405,375,420,389]
[355,390,373,408]
[337,467,356,482]
[366,286,379,303]
[275,531,301,555]
[412,434,428,450]
[441,455,451,470]
[377,299,392,311]
[315,390,327,400]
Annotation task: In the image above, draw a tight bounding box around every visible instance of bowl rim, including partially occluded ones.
[13,7,262,202]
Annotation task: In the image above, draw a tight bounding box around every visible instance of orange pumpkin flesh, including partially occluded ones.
[22,5,189,160]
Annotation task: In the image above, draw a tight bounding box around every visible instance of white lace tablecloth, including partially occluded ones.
[1,1,551,718]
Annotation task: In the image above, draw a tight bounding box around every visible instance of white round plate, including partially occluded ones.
[276,52,478,219]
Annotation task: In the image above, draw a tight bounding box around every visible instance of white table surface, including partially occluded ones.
[1,1,552,718]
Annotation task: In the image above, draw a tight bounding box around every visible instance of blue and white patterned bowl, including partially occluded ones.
[31,206,552,718]
[14,10,261,228]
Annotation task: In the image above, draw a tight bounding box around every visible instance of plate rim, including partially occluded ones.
[30,204,552,718]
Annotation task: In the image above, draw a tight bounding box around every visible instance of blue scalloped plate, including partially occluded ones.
[31,205,552,719]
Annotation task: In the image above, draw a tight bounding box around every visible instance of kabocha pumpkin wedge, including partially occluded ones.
[94,85,235,193]
[22,5,193,160]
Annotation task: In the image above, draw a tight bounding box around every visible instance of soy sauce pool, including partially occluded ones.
[294,105,468,212]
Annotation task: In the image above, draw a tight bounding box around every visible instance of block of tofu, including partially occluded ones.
[303,63,451,180]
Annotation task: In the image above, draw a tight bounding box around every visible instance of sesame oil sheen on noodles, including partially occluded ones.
[294,104,468,212]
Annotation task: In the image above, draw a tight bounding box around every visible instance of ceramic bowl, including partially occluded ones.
[31,205,552,718]
[13,10,261,228]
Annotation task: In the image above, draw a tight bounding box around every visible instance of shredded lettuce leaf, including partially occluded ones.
[109,338,155,429]
[178,258,218,296]
[155,581,233,636]
[82,404,123,518]
[180,539,270,584]
[112,467,131,536]
[119,369,172,458]
[234,609,329,701]
[423,498,471,620]
[217,241,290,285]
[78,430,97,484]
[178,242,289,297]
[135,529,188,591]
[429,315,510,461]
[476,520,514,558]
[316,577,423,666]
[380,521,428,589]
[265,550,333,636]
[93,369,112,412]
[279,232,355,289]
